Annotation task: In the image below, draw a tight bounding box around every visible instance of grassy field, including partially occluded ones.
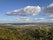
[0,25,53,40]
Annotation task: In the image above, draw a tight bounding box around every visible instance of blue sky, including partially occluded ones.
[0,0,53,23]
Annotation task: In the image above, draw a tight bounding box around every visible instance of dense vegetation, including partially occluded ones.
[0,25,53,40]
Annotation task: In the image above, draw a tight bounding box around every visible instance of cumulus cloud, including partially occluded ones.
[44,3,53,15]
[6,6,41,16]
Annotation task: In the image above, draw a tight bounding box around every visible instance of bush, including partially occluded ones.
[0,26,53,40]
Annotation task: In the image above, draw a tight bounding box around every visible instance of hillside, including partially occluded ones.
[0,25,53,40]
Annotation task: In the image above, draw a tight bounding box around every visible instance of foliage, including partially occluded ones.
[0,25,53,40]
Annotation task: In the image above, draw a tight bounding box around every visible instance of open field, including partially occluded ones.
[0,24,53,40]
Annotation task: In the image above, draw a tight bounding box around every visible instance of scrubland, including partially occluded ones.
[0,25,53,40]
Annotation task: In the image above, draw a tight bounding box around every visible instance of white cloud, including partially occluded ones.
[6,6,41,16]
[17,17,30,23]
[49,15,53,18]
[50,19,53,20]
[24,6,41,16]
[49,18,53,23]
[34,18,45,20]
[44,3,53,15]
[34,18,47,22]
[48,3,53,7]
[16,17,49,23]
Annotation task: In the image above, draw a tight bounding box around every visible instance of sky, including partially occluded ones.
[0,0,53,23]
